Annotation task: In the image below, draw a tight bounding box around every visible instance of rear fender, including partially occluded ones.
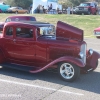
[30,56,85,73]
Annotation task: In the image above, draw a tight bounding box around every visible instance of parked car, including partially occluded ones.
[94,27,100,38]
[0,2,11,12]
[0,9,2,13]
[74,2,98,15]
[0,20,99,82]
[0,16,36,31]
[7,7,28,14]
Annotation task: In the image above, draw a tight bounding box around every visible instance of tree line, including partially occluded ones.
[4,0,100,9]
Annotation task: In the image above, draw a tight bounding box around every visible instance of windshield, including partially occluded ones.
[37,25,56,37]
[79,3,90,7]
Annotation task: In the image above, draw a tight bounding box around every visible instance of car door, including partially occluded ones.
[18,7,24,13]
[14,25,36,62]
[3,25,15,59]
[3,25,36,63]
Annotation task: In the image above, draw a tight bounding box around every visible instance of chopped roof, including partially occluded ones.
[5,21,53,27]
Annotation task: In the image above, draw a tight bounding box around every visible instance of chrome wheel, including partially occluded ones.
[60,63,74,79]
[58,62,80,82]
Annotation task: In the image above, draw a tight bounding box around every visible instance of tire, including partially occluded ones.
[91,60,98,71]
[58,62,80,82]
[25,11,28,14]
[15,11,18,14]
[96,36,100,39]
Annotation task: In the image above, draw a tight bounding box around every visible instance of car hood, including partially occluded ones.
[56,21,83,42]
[94,27,100,31]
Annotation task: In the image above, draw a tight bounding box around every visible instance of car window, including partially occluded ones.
[5,18,11,22]
[6,26,13,36]
[79,3,90,6]
[37,25,56,38]
[16,27,33,38]
[18,7,23,10]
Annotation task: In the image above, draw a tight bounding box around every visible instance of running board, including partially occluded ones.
[0,63,39,72]
[87,68,93,72]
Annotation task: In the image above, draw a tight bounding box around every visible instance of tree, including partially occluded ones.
[4,0,32,9]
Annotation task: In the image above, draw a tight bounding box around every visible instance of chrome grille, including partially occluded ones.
[81,44,86,64]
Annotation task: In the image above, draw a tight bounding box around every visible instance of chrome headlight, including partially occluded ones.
[79,52,84,59]
[88,49,93,55]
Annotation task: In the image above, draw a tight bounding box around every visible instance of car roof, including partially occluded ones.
[7,16,35,18]
[5,21,53,27]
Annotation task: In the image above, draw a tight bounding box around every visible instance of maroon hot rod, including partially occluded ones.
[0,20,99,82]
[0,15,36,31]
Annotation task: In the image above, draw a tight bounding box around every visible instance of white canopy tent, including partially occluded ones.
[32,0,58,13]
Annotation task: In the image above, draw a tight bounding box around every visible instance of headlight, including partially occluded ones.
[88,49,93,55]
[79,52,84,59]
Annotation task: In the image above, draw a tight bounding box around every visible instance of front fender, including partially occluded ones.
[30,56,85,73]
[86,50,100,69]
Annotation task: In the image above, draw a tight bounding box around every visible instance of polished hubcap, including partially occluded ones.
[60,63,74,79]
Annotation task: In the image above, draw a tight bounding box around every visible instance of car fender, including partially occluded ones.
[30,56,85,73]
[86,50,100,69]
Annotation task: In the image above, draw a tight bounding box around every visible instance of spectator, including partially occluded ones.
[37,5,40,13]
[42,6,45,13]
[48,3,52,11]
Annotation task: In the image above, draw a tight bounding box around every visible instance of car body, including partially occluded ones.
[0,9,2,13]
[7,7,28,14]
[0,2,11,12]
[0,16,36,31]
[74,2,98,15]
[94,27,100,38]
[0,21,99,82]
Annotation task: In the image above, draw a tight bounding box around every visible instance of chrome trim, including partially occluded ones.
[80,44,86,64]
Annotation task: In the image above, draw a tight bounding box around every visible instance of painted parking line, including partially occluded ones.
[0,79,84,96]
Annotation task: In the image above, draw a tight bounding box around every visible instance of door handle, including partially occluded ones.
[13,39,16,43]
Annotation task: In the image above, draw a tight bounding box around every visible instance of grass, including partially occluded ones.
[0,13,100,37]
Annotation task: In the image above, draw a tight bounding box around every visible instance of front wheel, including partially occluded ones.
[15,11,18,14]
[58,62,80,82]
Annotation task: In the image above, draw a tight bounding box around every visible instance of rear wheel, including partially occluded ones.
[15,11,18,14]
[96,36,100,39]
[58,62,80,82]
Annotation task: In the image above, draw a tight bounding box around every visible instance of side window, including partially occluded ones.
[16,27,33,38]
[38,26,55,37]
[6,26,13,36]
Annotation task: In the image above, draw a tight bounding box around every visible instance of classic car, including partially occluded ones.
[7,7,28,14]
[74,2,98,15]
[0,20,99,82]
[94,27,100,38]
[0,16,36,31]
[0,2,11,12]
